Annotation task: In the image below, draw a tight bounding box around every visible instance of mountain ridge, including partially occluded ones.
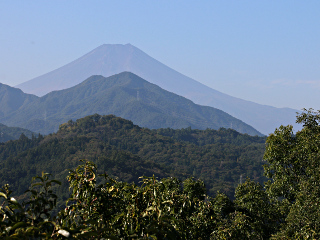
[0,83,38,117]
[3,72,262,136]
[0,122,35,142]
[16,44,299,135]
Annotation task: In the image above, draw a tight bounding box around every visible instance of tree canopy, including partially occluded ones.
[1,109,320,239]
[0,114,266,202]
[264,109,320,238]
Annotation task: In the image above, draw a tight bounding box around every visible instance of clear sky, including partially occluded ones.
[1,1,319,110]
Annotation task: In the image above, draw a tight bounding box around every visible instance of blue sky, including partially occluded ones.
[1,1,319,110]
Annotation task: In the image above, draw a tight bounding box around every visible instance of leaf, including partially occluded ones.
[32,176,44,182]
[25,189,38,195]
[31,183,44,187]
[0,192,7,199]
[10,222,28,231]
[26,226,40,233]
[50,180,62,185]
[80,231,99,237]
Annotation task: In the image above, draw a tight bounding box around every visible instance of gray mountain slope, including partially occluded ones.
[16,44,299,134]
[0,122,35,142]
[0,83,38,118]
[3,72,262,136]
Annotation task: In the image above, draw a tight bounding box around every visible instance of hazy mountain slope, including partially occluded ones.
[0,123,35,142]
[0,83,38,118]
[16,44,299,134]
[2,72,262,136]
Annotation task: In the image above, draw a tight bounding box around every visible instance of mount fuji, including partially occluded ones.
[16,44,299,134]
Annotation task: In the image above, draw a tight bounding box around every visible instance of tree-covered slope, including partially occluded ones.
[0,114,266,200]
[3,110,319,239]
[1,72,262,136]
[0,123,34,143]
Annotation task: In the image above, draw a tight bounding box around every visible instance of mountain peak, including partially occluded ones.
[15,45,299,134]
[95,43,136,51]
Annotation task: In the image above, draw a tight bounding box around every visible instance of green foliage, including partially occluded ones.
[1,160,278,239]
[0,172,61,239]
[155,127,265,146]
[264,108,320,238]
[234,179,282,239]
[0,114,266,202]
[59,161,214,239]
[2,109,320,239]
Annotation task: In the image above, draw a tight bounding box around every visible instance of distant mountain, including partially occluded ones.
[1,72,262,136]
[0,83,38,118]
[0,123,34,142]
[16,44,299,134]
[0,82,37,142]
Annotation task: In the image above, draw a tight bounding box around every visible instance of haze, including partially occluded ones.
[1,1,319,110]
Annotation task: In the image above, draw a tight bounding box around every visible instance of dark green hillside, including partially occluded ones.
[0,123,35,142]
[0,72,262,136]
[154,127,266,146]
[0,114,266,201]
[2,110,319,239]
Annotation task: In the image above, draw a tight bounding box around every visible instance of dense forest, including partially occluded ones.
[2,110,319,238]
[0,114,266,204]
[1,109,320,239]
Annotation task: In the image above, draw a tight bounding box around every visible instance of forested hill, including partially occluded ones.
[0,114,266,201]
[0,123,34,143]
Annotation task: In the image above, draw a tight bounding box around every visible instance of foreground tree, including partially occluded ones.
[0,172,61,239]
[264,109,320,239]
[58,161,215,239]
[2,160,275,239]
